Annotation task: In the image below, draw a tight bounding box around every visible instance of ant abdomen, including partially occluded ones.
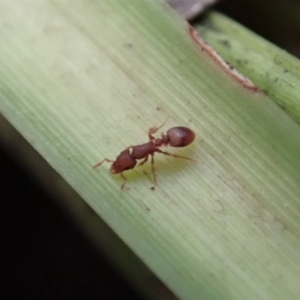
[167,127,195,147]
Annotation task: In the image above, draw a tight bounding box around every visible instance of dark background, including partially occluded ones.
[0,145,142,300]
[215,0,300,58]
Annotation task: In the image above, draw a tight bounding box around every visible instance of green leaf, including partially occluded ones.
[0,1,300,300]
[196,11,300,124]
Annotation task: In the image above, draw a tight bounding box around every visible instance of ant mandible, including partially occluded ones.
[93,119,196,190]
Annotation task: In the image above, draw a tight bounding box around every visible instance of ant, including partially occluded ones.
[93,119,196,190]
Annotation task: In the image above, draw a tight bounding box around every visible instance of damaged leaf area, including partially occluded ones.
[188,25,260,92]
[196,12,300,124]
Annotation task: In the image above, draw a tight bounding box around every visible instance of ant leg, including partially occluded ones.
[125,145,135,150]
[138,155,148,167]
[126,145,141,156]
[93,158,114,169]
[120,172,127,191]
[148,117,168,140]
[156,149,196,162]
[150,154,157,184]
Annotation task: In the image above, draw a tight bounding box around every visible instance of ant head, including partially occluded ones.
[167,127,195,147]
[109,163,119,174]
[110,150,137,174]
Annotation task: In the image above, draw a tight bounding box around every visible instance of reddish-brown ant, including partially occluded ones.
[93,120,196,190]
